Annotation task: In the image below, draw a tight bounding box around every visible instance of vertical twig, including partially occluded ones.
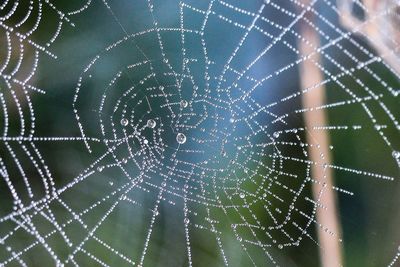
[297,3,343,267]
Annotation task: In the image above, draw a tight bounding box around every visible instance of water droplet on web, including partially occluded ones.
[176,133,186,144]
[239,193,245,199]
[97,166,104,172]
[278,244,283,249]
[143,139,149,145]
[184,218,189,224]
[147,119,156,128]
[120,118,129,126]
[180,100,188,108]
[392,151,400,159]
[229,118,235,123]
[273,132,279,138]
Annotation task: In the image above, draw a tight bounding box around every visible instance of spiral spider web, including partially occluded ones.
[0,0,400,266]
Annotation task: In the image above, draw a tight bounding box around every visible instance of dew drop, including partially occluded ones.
[180,100,188,108]
[176,133,187,144]
[273,132,280,138]
[239,193,245,199]
[120,118,129,126]
[278,244,283,249]
[393,151,400,159]
[147,119,156,129]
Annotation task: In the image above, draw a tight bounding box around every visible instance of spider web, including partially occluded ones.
[0,0,400,266]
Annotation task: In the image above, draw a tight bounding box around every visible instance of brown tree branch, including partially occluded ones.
[297,2,343,266]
